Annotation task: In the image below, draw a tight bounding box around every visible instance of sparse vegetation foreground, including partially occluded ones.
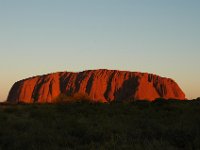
[0,99,200,150]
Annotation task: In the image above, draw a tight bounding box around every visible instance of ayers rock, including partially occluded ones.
[7,69,186,103]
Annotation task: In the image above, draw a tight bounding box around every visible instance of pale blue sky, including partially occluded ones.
[0,0,200,101]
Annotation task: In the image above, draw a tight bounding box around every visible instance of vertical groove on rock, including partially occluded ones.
[104,70,116,102]
[86,73,94,95]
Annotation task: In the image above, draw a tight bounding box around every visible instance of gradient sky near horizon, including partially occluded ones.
[0,0,200,101]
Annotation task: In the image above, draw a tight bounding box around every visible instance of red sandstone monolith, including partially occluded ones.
[7,69,186,103]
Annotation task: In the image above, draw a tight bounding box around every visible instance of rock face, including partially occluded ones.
[7,69,186,103]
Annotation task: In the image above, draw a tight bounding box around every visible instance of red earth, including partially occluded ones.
[7,69,186,103]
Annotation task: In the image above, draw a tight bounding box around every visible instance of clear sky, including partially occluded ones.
[0,0,200,101]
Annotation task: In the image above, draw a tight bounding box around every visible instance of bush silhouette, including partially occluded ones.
[54,93,92,103]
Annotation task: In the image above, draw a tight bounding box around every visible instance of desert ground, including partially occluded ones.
[0,99,200,150]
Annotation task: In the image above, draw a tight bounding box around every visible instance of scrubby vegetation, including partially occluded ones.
[0,99,200,150]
